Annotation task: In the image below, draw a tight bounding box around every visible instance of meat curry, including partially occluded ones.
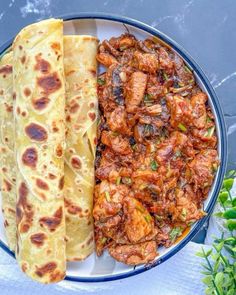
[93,34,219,265]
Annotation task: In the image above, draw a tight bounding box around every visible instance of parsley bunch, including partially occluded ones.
[196,170,236,295]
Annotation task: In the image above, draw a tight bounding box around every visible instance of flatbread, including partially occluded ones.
[0,51,16,252]
[64,35,98,261]
[13,18,66,283]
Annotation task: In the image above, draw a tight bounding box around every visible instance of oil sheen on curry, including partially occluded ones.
[93,34,219,265]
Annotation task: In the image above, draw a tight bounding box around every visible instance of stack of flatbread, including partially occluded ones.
[0,19,98,283]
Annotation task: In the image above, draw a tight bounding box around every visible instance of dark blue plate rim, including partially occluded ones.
[0,12,227,283]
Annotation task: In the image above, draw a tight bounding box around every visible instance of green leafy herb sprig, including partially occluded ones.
[196,170,236,295]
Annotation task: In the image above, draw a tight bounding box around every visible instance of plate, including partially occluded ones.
[0,13,227,282]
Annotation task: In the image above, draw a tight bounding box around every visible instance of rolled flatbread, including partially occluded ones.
[0,51,16,252]
[64,35,98,261]
[13,19,66,283]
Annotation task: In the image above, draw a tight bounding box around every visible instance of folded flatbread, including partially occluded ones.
[13,19,66,283]
[64,35,98,261]
[0,51,16,252]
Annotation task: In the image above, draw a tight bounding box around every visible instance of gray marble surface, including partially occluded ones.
[1,0,235,168]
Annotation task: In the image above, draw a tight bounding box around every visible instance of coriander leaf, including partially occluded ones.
[150,160,158,171]
[116,176,121,186]
[97,77,105,85]
[178,123,187,132]
[122,177,132,185]
[169,227,183,241]
[105,191,111,202]
[204,126,215,137]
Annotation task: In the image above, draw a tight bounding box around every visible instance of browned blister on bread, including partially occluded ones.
[0,51,17,252]
[13,18,66,283]
[63,35,98,261]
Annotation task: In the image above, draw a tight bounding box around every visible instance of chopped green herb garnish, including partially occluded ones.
[181,208,187,221]
[139,183,147,190]
[97,77,105,85]
[154,214,163,221]
[136,205,145,213]
[105,191,111,202]
[206,116,212,123]
[101,237,107,244]
[119,45,127,51]
[169,227,183,241]
[212,163,218,172]
[144,93,154,105]
[144,93,153,101]
[122,177,132,185]
[131,143,137,151]
[163,72,169,81]
[188,221,195,226]
[173,150,182,160]
[178,82,185,87]
[178,123,187,132]
[150,160,158,171]
[184,65,192,73]
[116,176,121,186]
[204,126,215,137]
[112,131,119,136]
[144,124,153,136]
[144,214,152,223]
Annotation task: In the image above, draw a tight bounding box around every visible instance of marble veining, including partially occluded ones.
[213,72,236,89]
[20,0,52,20]
[151,0,195,33]
[9,0,15,8]
[0,12,5,21]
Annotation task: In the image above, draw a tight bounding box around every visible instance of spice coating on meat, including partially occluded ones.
[94,34,219,265]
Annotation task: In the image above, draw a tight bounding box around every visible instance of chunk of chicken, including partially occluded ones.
[191,128,217,150]
[159,47,174,74]
[106,106,131,135]
[168,188,205,223]
[133,51,159,73]
[190,92,207,129]
[187,150,219,191]
[173,53,193,84]
[124,197,155,243]
[108,241,157,265]
[102,40,120,57]
[125,71,147,112]
[95,160,118,181]
[156,131,188,164]
[106,64,125,106]
[166,95,192,128]
[139,104,162,116]
[109,33,137,50]
[146,75,166,100]
[101,131,132,155]
[93,181,129,221]
[97,52,118,67]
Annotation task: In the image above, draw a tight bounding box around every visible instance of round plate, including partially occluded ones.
[0,13,227,282]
